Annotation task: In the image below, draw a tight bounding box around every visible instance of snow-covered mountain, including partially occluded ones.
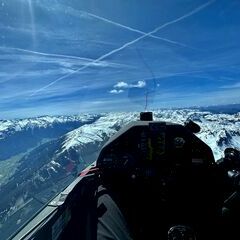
[0,114,100,139]
[0,114,100,160]
[153,110,240,160]
[57,110,240,161]
[0,109,239,239]
[1,110,239,190]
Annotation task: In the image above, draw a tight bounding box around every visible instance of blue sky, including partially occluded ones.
[0,0,240,119]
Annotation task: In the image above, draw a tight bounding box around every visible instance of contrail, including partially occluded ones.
[30,0,215,96]
[82,11,198,50]
[0,46,131,68]
[0,46,108,62]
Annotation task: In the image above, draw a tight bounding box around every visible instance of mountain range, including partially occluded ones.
[0,109,239,239]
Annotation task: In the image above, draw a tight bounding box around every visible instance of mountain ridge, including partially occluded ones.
[0,109,239,239]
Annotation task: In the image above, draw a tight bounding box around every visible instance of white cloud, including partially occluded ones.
[134,80,146,88]
[113,80,146,89]
[109,89,124,94]
[114,81,129,89]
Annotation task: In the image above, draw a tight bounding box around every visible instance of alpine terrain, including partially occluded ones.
[0,109,239,239]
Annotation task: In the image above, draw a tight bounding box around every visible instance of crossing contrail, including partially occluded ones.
[81,11,198,50]
[30,0,215,96]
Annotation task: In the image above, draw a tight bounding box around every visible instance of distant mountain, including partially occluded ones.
[0,114,100,160]
[196,103,240,114]
[0,110,239,239]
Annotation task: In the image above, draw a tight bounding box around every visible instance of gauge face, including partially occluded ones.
[168,225,197,240]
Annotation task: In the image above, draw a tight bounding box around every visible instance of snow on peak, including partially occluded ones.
[59,110,240,161]
[1,110,239,161]
[153,109,239,160]
[60,112,139,153]
[0,114,98,139]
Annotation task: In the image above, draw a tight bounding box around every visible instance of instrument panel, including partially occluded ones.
[97,121,215,175]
